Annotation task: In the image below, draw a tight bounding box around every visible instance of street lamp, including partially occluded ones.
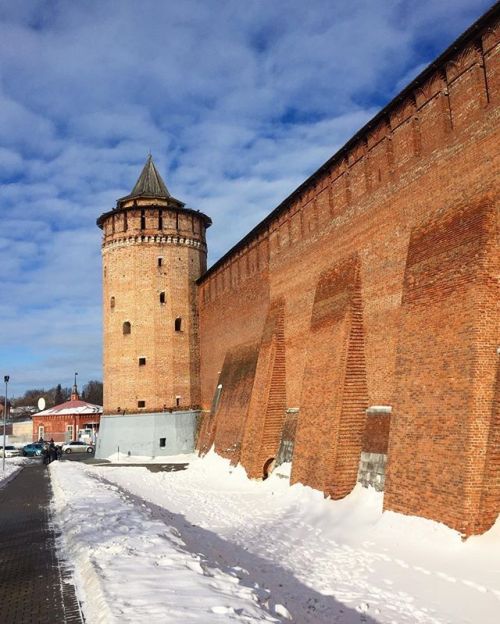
[2,375,9,472]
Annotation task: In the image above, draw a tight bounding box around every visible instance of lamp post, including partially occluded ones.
[2,375,9,472]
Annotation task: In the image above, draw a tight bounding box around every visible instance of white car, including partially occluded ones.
[62,440,95,454]
[0,445,22,457]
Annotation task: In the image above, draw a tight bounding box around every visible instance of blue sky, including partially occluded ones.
[0,0,492,397]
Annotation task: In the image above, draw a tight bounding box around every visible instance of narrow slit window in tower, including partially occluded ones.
[175,212,179,229]
[140,209,146,230]
[123,321,131,335]
[138,357,146,366]
[110,296,115,309]
[124,211,128,231]
[158,209,163,230]
[175,317,182,332]
[158,257,163,267]
[160,292,166,304]
[175,396,181,407]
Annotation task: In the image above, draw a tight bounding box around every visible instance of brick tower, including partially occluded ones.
[97,156,211,420]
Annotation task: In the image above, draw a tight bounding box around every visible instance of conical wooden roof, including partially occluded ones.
[129,155,170,199]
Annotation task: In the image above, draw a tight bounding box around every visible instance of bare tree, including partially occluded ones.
[82,380,103,405]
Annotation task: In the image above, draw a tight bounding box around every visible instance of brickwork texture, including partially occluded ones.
[196,8,499,536]
[100,7,499,536]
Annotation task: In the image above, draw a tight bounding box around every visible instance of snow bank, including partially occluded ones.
[90,449,500,624]
[0,456,31,486]
[103,452,195,464]
[50,460,280,623]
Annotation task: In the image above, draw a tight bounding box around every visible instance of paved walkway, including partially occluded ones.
[0,462,84,623]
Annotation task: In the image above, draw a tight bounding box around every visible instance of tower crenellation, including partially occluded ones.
[97,156,211,415]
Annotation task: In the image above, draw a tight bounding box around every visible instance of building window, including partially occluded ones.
[138,357,146,366]
[158,257,163,267]
[38,425,45,441]
[140,209,146,230]
[110,296,115,309]
[175,317,182,332]
[158,209,163,230]
[175,396,181,407]
[124,211,128,232]
[159,438,166,448]
[160,292,166,304]
[138,400,146,408]
[66,425,73,441]
[123,321,131,335]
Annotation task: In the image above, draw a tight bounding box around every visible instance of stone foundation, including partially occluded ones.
[357,452,387,492]
[96,410,199,459]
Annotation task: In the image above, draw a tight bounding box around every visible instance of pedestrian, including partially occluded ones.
[49,440,57,462]
[42,445,50,466]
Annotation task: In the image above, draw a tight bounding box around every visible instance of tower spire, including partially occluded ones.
[71,372,79,401]
[129,155,170,199]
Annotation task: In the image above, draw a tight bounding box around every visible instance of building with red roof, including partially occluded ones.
[32,378,102,444]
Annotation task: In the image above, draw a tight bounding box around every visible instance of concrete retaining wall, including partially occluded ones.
[96,411,199,459]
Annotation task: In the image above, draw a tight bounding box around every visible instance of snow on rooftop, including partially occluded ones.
[36,399,102,416]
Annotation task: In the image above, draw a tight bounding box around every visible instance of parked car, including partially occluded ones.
[62,440,94,454]
[22,443,45,457]
[0,445,22,458]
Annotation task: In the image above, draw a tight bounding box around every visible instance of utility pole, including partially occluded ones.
[2,375,9,472]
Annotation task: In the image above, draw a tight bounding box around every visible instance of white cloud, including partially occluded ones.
[0,0,492,395]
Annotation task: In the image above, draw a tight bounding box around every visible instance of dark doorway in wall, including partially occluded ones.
[262,457,276,480]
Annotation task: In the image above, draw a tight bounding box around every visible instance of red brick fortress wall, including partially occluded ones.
[197,8,499,535]
[386,201,498,534]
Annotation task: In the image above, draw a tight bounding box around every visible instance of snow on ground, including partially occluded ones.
[0,456,31,486]
[50,460,282,623]
[102,452,192,464]
[51,452,500,623]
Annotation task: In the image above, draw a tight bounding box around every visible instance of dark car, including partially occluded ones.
[22,443,45,457]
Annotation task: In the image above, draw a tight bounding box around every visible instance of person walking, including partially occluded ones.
[42,445,50,466]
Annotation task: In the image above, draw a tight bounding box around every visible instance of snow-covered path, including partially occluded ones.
[0,456,31,486]
[51,454,500,623]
